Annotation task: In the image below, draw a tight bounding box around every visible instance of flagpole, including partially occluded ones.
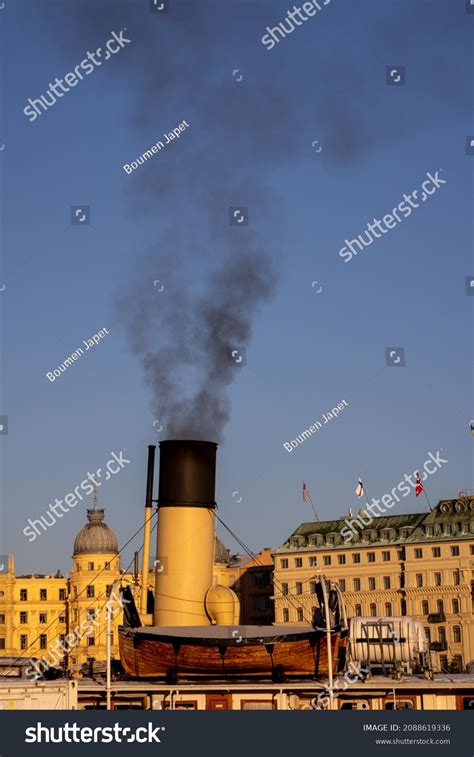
[308,491,319,522]
[303,481,319,522]
[421,479,433,512]
[358,473,373,520]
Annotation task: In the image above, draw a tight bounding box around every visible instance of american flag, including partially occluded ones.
[303,482,310,503]
[415,471,424,497]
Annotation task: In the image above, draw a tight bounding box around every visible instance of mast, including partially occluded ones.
[140,445,156,617]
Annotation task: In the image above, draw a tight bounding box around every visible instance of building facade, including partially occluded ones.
[212,544,275,625]
[0,500,130,676]
[273,496,474,673]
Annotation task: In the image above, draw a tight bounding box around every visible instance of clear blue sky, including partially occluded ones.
[1,0,472,574]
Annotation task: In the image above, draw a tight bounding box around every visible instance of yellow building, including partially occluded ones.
[0,496,130,677]
[273,496,474,673]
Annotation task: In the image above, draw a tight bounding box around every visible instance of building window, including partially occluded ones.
[105,562,110,570]
[339,579,346,591]
[87,636,95,646]
[368,577,376,591]
[281,559,288,569]
[297,608,304,622]
[20,589,27,601]
[414,548,423,559]
[453,570,461,586]
[422,600,429,615]
[355,604,362,617]
[39,634,47,649]
[106,585,112,597]
[40,589,47,601]
[295,558,303,568]
[73,609,78,622]
[424,627,431,643]
[451,546,460,557]
[437,599,444,614]
[88,562,94,571]
[353,578,361,591]
[39,613,47,624]
[385,602,392,616]
[352,554,361,564]
[309,557,317,567]
[338,554,346,565]
[434,572,442,586]
[281,583,288,596]
[452,655,463,673]
[439,626,446,643]
[382,551,391,562]
[86,610,96,621]
[397,548,405,561]
[59,589,66,600]
[383,576,391,590]
[254,571,270,588]
[295,582,303,595]
[20,611,28,624]
[310,581,317,594]
[367,552,375,563]
[0,614,4,624]
[444,524,451,535]
[0,638,4,650]
[416,574,423,588]
[323,556,331,566]
[282,608,289,623]
[370,603,377,617]
[440,655,448,671]
[20,635,28,650]
[86,585,95,598]
[252,595,270,612]
[59,615,66,624]
[453,626,462,643]
[471,546,474,555]
[432,547,441,558]
[452,598,459,614]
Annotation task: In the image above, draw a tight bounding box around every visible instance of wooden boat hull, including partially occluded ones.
[119,625,345,680]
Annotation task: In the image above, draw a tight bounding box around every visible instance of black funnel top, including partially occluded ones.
[158,440,217,508]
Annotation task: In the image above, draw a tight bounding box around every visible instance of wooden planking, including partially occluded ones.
[119,630,344,679]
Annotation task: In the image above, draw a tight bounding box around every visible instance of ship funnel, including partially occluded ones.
[158,440,217,508]
[153,440,218,627]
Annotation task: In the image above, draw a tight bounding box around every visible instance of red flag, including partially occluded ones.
[303,482,310,503]
[415,471,423,497]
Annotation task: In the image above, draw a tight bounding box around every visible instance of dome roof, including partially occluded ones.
[73,507,119,556]
[214,536,230,564]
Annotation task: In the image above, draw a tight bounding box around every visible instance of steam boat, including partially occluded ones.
[119,441,346,682]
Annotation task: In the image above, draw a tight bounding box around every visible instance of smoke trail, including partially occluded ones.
[39,0,293,440]
[38,0,467,438]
